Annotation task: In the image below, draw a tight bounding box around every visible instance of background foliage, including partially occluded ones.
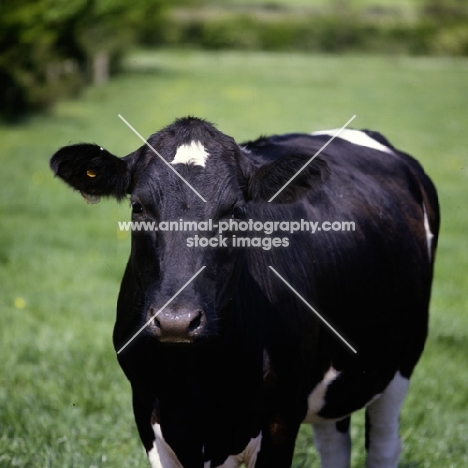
[1,0,468,119]
[0,0,170,119]
[154,0,468,55]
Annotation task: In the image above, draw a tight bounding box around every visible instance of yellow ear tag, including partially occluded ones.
[87,170,97,178]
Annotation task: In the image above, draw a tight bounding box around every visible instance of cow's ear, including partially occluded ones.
[50,143,132,203]
[246,155,329,203]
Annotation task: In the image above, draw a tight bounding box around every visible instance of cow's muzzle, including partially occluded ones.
[148,307,206,344]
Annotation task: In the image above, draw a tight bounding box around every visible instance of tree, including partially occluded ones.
[0,0,169,119]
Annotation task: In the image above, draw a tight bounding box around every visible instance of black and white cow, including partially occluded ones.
[50,117,439,468]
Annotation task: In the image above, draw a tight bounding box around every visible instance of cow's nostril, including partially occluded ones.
[188,310,203,333]
[154,316,162,330]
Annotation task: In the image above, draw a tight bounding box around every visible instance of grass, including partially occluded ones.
[1,49,467,467]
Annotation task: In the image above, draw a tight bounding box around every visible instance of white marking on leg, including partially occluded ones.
[148,423,261,468]
[214,433,262,468]
[423,202,434,260]
[172,141,209,167]
[148,423,183,468]
[241,433,262,468]
[203,446,211,468]
[312,420,351,468]
[303,366,340,423]
[147,445,163,468]
[311,129,394,155]
[365,371,409,468]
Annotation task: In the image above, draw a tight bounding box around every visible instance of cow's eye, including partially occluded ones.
[131,202,143,214]
[231,205,245,219]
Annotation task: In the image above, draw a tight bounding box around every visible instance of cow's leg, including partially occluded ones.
[216,433,263,468]
[365,371,409,468]
[131,391,183,468]
[147,423,184,468]
[254,418,300,468]
[312,416,351,468]
[131,392,158,463]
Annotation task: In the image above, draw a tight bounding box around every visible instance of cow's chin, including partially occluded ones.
[160,333,221,349]
[151,331,215,347]
[158,336,195,345]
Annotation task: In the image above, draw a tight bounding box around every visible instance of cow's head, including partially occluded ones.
[50,117,327,347]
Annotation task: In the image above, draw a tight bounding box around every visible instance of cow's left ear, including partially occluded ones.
[50,143,133,204]
[246,155,330,203]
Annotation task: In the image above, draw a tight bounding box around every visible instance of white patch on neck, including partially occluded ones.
[312,129,394,155]
[148,423,183,468]
[423,202,434,260]
[304,366,340,424]
[172,141,209,167]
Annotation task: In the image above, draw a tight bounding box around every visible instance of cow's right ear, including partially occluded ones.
[50,143,133,203]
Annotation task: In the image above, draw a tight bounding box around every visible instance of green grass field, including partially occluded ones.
[1,49,467,467]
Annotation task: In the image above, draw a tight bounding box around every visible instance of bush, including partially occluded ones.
[0,0,169,120]
[152,8,468,58]
[3,0,467,120]
[432,24,468,56]
[201,16,262,50]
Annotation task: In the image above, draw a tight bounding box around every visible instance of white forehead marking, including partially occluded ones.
[172,140,209,167]
[312,129,394,154]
